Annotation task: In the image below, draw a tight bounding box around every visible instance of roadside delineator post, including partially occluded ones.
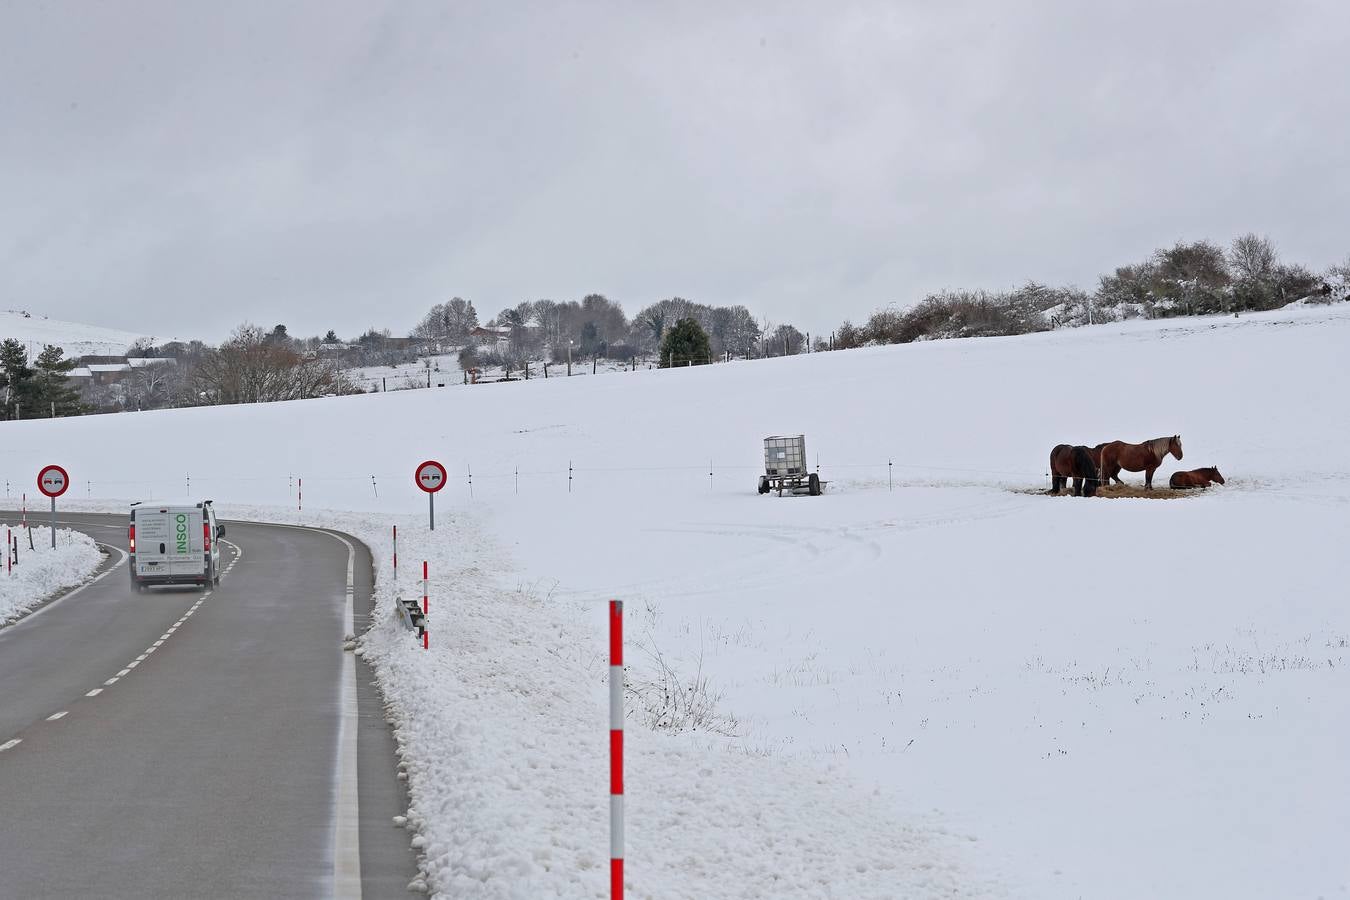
[610,599,624,899]
[298,478,303,512]
[422,561,429,615]
[393,525,398,573]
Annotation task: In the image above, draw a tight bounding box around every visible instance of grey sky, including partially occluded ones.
[2,0,1346,342]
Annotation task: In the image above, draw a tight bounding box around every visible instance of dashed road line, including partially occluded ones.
[46,711,68,721]
[0,739,20,751]
[85,689,102,697]
[104,677,119,686]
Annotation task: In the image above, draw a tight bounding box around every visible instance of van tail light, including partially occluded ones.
[129,524,136,554]
[203,521,211,553]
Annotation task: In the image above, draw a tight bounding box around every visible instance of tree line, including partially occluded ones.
[0,339,82,420]
[832,234,1348,348]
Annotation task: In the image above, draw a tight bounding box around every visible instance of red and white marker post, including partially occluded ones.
[610,600,624,898]
[393,525,398,573]
[37,464,70,549]
[422,560,430,650]
[414,460,447,531]
[297,477,303,512]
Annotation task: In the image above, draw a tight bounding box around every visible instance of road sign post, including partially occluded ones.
[415,460,447,531]
[37,465,69,549]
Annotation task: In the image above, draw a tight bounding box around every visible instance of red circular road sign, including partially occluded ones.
[414,460,447,494]
[38,464,70,499]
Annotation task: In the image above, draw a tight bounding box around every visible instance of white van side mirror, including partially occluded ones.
[216,525,226,538]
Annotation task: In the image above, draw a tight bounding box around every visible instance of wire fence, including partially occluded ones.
[2,457,1072,510]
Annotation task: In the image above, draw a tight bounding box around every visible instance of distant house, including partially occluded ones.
[469,326,512,348]
[87,363,132,385]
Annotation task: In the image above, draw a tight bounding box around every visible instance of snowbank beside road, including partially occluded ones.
[0,526,104,624]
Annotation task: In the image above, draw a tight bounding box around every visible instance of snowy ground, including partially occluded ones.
[4,303,1348,897]
[0,308,168,358]
[345,350,663,394]
[0,524,103,624]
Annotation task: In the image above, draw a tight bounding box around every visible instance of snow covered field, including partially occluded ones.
[0,525,103,624]
[3,304,1347,897]
[0,309,167,358]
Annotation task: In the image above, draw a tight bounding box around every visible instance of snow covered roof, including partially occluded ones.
[69,367,93,378]
[127,357,176,368]
[88,363,131,373]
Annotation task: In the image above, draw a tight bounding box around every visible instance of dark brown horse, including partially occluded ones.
[1049,444,1100,497]
[1100,435,1183,489]
[1170,466,1225,489]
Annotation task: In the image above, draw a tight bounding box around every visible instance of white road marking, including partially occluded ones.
[86,688,102,697]
[153,640,164,647]
[136,654,148,661]
[0,739,20,751]
[330,529,363,898]
[126,661,140,669]
[116,668,131,677]
[104,677,119,686]
[159,633,171,640]
[46,711,68,721]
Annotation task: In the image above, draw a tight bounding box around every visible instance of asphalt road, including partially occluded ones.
[0,512,415,899]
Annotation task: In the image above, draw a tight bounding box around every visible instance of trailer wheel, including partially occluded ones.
[808,473,821,496]
[757,476,770,494]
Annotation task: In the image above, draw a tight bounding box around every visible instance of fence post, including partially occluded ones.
[610,600,624,899]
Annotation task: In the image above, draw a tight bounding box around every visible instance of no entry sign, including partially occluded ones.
[38,465,69,499]
[37,464,69,549]
[415,460,447,530]
[415,460,447,493]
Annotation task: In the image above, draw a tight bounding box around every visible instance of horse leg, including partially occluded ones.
[1072,476,1082,496]
[1144,466,1154,490]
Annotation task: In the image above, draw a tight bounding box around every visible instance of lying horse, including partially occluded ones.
[1170,466,1225,489]
[1049,444,1101,497]
[1100,435,1183,489]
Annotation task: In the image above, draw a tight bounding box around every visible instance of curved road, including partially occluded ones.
[0,512,414,898]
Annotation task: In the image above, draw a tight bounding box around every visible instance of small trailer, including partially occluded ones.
[758,434,822,496]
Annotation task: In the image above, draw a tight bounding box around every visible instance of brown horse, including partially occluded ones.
[1170,466,1224,489]
[1099,435,1183,489]
[1049,444,1100,497]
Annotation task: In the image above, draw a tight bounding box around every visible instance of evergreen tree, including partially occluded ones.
[1,338,37,419]
[659,318,711,368]
[33,344,83,416]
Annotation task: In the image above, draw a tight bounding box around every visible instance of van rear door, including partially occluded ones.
[135,507,205,578]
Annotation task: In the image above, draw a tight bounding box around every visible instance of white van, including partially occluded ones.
[129,501,224,591]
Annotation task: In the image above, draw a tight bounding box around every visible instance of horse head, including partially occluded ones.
[1170,435,1183,460]
[1210,466,1225,485]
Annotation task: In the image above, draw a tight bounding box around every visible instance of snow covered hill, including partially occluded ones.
[0,309,167,358]
[2,304,1347,898]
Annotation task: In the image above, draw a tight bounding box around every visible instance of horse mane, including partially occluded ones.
[1148,436,1171,460]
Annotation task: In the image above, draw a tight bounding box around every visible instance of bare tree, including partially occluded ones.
[191,323,357,404]
[1229,233,1278,281]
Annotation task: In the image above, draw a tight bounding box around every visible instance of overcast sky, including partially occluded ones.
[2,0,1346,342]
